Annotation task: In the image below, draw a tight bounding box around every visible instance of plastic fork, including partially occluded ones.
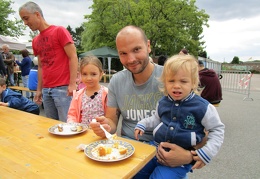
[92,119,113,140]
[100,125,113,140]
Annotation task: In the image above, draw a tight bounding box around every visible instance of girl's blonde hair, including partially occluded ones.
[79,56,103,73]
[160,54,199,95]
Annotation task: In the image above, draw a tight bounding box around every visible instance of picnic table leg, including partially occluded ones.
[17,72,21,86]
[103,74,106,83]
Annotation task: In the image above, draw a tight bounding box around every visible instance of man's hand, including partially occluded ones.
[156,142,193,167]
[89,116,111,138]
[67,83,77,96]
[34,91,43,105]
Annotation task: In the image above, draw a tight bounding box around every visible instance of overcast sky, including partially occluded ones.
[196,0,260,62]
[12,0,93,41]
[12,0,260,62]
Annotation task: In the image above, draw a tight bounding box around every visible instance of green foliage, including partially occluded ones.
[29,30,39,41]
[81,0,209,57]
[67,25,85,55]
[250,70,260,74]
[0,0,25,37]
[231,56,240,64]
[198,50,207,58]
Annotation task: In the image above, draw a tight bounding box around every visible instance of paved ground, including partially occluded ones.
[39,75,260,179]
[190,89,260,179]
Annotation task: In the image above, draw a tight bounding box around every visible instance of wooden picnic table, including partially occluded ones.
[0,107,156,178]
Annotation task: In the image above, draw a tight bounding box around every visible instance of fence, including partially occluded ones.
[220,70,253,101]
[198,57,222,75]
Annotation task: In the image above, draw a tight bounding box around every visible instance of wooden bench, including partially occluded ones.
[9,86,36,100]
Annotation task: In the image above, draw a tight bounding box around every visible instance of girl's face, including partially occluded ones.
[80,64,102,89]
[165,68,193,101]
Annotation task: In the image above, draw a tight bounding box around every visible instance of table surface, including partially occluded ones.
[8,86,37,92]
[0,107,156,178]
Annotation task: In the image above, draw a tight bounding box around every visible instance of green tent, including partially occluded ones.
[79,46,119,77]
[78,46,118,58]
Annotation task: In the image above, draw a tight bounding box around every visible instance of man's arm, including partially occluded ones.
[34,56,43,105]
[156,134,208,168]
[90,106,120,137]
[10,53,15,61]
[3,58,14,64]
[64,43,78,96]
[105,106,121,133]
[37,56,42,92]
[4,52,15,62]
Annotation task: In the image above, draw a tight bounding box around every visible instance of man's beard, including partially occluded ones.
[125,57,150,74]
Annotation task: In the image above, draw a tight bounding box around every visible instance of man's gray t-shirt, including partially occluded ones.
[107,64,163,142]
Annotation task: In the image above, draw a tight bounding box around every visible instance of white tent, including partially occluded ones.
[0,35,26,50]
[25,41,33,54]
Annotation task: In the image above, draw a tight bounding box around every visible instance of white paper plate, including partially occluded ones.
[48,123,88,136]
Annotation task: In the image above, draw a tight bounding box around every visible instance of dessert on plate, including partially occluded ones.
[92,141,128,160]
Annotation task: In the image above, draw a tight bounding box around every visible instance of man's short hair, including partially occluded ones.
[198,60,204,66]
[180,48,188,55]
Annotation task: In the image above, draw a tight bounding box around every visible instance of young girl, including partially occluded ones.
[67,56,108,125]
[134,55,225,179]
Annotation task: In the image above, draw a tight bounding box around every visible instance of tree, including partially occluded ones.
[231,56,240,64]
[29,30,39,41]
[198,50,207,58]
[0,0,25,37]
[67,25,84,55]
[81,0,209,57]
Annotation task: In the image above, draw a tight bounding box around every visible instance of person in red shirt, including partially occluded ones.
[19,2,78,121]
